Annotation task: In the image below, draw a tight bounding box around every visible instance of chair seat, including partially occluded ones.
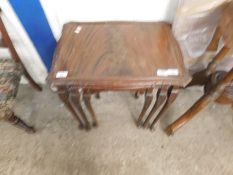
[0,59,22,120]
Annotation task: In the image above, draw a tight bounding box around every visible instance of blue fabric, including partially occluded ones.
[9,0,57,70]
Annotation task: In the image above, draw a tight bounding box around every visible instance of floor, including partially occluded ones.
[0,85,232,175]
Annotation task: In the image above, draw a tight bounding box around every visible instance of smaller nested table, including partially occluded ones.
[48,22,191,131]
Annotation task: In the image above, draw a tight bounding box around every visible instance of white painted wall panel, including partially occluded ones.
[1,0,179,84]
[41,0,179,40]
[0,0,48,84]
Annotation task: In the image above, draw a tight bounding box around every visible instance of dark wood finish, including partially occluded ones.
[142,87,167,128]
[95,92,100,99]
[189,46,230,86]
[150,86,178,130]
[83,90,98,127]
[206,47,230,76]
[0,10,42,91]
[58,88,85,129]
[166,68,233,135]
[48,22,190,90]
[48,22,191,130]
[69,88,91,130]
[134,90,144,99]
[136,89,153,127]
[6,113,35,133]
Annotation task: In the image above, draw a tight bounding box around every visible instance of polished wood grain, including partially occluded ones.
[150,86,178,130]
[166,68,233,135]
[48,22,190,90]
[142,87,167,128]
[136,89,153,126]
[49,22,191,130]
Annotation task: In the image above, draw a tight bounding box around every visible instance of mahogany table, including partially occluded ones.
[48,22,191,131]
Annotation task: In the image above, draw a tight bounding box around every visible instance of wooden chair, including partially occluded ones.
[0,9,42,133]
[0,59,35,133]
[165,2,233,135]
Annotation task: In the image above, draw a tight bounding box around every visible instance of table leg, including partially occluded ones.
[134,91,140,99]
[69,90,91,130]
[95,92,100,99]
[83,90,98,127]
[150,86,178,130]
[142,87,167,128]
[136,89,153,127]
[58,91,85,129]
[134,90,144,99]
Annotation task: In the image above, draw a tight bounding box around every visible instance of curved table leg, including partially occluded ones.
[58,90,84,129]
[136,89,153,127]
[150,86,179,130]
[69,89,91,130]
[142,87,167,128]
[134,90,144,99]
[95,92,100,99]
[134,91,140,99]
[83,90,98,127]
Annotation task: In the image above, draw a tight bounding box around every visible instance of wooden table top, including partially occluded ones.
[48,22,191,90]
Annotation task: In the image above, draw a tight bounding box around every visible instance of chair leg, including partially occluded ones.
[150,86,178,130]
[165,93,211,135]
[6,113,35,133]
[206,47,230,76]
[23,70,42,91]
[165,68,233,135]
[83,90,98,127]
[188,47,230,87]
[136,89,153,127]
[142,87,167,128]
[207,27,221,51]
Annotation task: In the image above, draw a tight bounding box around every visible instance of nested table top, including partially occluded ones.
[48,22,191,90]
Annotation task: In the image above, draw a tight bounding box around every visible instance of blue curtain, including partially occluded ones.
[9,0,57,70]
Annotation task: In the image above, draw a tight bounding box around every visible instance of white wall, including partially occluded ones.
[41,0,180,40]
[1,0,180,84]
[0,0,48,84]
